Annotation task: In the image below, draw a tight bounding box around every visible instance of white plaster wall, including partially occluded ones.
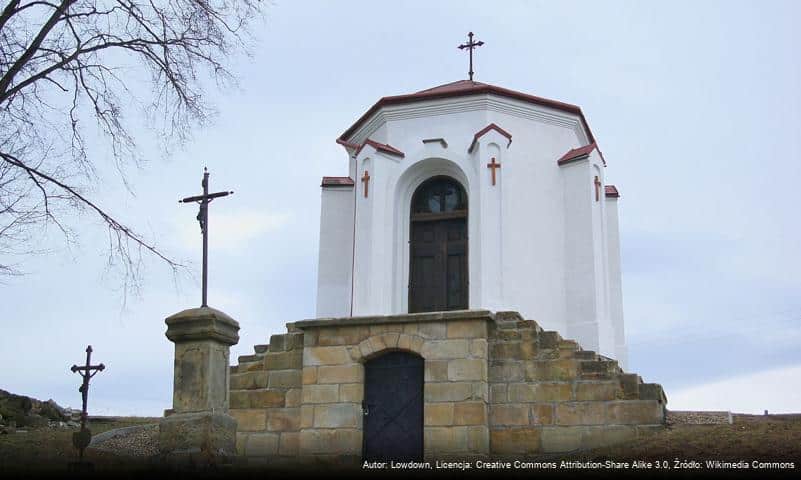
[316,93,625,360]
[562,158,599,352]
[591,160,615,358]
[316,187,355,317]
[605,197,628,369]
[487,108,582,333]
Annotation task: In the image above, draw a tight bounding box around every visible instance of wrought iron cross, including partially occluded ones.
[179,168,233,307]
[70,345,105,460]
[487,157,501,186]
[458,31,484,81]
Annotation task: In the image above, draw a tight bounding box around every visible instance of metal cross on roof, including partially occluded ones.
[458,31,484,81]
[179,168,233,307]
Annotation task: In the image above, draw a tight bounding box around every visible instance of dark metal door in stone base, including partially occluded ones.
[362,351,424,461]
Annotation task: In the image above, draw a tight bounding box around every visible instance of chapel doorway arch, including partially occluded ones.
[362,351,424,462]
[408,176,468,313]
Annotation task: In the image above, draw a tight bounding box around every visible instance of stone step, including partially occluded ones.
[230,371,269,390]
[573,350,598,361]
[268,333,304,352]
[618,373,641,399]
[237,354,264,364]
[579,360,620,379]
[639,383,667,404]
[236,360,264,373]
[538,331,562,350]
[558,340,579,351]
[262,349,303,371]
[254,344,269,354]
[521,320,544,333]
[494,314,522,330]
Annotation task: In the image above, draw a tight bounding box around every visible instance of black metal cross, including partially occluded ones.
[70,345,105,460]
[458,31,484,81]
[179,167,233,307]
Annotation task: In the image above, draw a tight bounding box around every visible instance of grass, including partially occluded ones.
[0,416,158,475]
[580,415,801,462]
[0,414,799,477]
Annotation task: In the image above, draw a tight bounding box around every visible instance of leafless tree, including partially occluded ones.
[0,0,262,291]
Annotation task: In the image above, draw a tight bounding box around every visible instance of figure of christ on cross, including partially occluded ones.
[487,157,501,186]
[179,168,233,307]
[70,345,105,461]
[458,32,484,81]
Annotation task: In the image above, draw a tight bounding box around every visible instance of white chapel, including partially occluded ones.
[315,78,627,367]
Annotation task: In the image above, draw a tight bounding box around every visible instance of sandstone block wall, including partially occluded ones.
[488,311,666,454]
[228,310,667,461]
[297,313,492,459]
[229,331,303,458]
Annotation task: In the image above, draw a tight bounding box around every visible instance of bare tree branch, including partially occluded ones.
[0,0,263,291]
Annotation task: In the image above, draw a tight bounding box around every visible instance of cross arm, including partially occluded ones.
[71,364,105,372]
[179,191,234,203]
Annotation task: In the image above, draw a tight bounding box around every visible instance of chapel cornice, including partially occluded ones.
[338,94,595,157]
[337,80,598,144]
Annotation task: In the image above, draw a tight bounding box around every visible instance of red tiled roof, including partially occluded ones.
[338,80,599,150]
[321,176,354,187]
[557,142,599,166]
[354,139,405,158]
[335,139,360,151]
[468,123,512,153]
[415,79,490,94]
[605,185,620,198]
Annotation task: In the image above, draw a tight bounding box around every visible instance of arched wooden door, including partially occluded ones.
[362,351,424,461]
[409,176,468,313]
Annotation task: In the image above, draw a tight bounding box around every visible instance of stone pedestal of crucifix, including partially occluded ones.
[159,168,239,462]
[159,307,239,460]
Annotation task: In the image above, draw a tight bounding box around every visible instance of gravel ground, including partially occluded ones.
[88,423,159,457]
[667,410,733,425]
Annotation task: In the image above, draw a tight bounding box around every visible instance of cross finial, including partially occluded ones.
[458,31,484,81]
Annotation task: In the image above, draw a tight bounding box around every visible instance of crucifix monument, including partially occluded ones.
[179,167,233,307]
[69,345,105,464]
[159,168,240,463]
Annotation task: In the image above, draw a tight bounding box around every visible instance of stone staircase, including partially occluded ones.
[488,311,666,454]
[228,330,305,457]
[225,310,667,458]
[492,311,666,404]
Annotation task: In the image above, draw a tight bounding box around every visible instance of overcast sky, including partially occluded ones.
[1,0,799,416]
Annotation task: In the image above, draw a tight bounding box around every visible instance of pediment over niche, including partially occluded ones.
[467,123,512,153]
